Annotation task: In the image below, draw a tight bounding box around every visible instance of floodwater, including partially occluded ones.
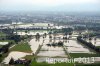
[38,46,67,57]
[0,42,8,45]
[86,38,100,46]
[2,51,31,64]
[37,35,67,57]
[2,33,98,64]
[29,37,44,54]
[29,34,92,58]
[64,40,91,53]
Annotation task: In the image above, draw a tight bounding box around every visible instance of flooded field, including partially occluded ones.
[64,40,91,53]
[34,34,93,62]
[2,51,31,64]
[37,45,67,57]
[29,37,44,54]
[86,38,100,46]
[2,33,99,64]
[37,35,66,57]
[0,42,8,45]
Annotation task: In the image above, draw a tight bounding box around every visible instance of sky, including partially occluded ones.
[0,0,100,12]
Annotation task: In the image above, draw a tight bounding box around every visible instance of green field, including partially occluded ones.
[96,46,100,48]
[70,53,100,58]
[0,45,3,48]
[30,62,74,66]
[76,63,100,66]
[22,55,33,60]
[0,52,9,62]
[0,32,6,36]
[10,42,32,53]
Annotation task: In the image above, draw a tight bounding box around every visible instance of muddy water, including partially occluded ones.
[64,40,91,53]
[86,38,100,46]
[2,51,31,64]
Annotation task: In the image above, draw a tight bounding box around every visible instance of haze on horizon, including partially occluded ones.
[0,0,100,12]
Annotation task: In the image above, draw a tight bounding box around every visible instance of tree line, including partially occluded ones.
[77,36,100,53]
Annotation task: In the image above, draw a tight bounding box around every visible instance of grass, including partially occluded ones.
[22,55,33,60]
[10,61,74,66]
[0,45,3,48]
[70,53,100,58]
[96,46,100,48]
[0,32,6,36]
[76,63,100,66]
[0,52,9,62]
[30,61,74,66]
[10,42,32,53]
[0,32,15,44]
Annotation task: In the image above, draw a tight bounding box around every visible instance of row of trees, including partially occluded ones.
[0,31,21,44]
[0,42,13,57]
[46,41,63,47]
[77,36,100,53]
[6,35,21,43]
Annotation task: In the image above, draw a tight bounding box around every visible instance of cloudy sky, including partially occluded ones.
[0,0,100,12]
